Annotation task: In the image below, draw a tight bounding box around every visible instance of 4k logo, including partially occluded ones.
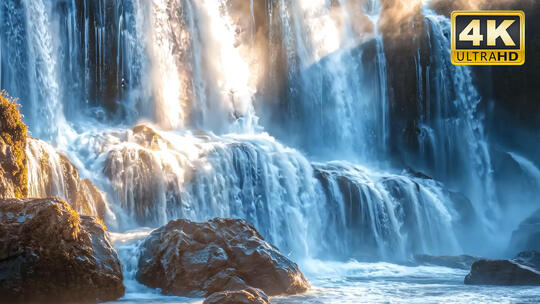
[451,11,525,65]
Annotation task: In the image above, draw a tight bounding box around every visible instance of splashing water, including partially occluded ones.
[61,125,462,262]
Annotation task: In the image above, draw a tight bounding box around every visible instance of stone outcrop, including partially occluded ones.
[465,251,540,286]
[136,218,309,298]
[203,288,270,304]
[0,198,124,302]
[0,91,27,198]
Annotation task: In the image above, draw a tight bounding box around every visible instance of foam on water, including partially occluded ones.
[272,260,540,304]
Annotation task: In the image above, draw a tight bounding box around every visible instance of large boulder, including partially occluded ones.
[465,251,540,286]
[136,218,309,297]
[203,288,270,304]
[0,198,124,302]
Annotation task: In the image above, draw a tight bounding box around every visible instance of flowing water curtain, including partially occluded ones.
[147,0,260,133]
[314,162,461,260]
[0,0,152,135]
[25,138,113,220]
[417,12,498,223]
[74,124,462,261]
[0,0,31,113]
[0,0,67,141]
[96,128,316,257]
[264,0,390,161]
[67,0,153,123]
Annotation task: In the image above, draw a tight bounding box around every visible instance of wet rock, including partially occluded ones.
[465,251,540,286]
[137,218,309,297]
[203,288,270,304]
[414,254,481,270]
[132,124,170,149]
[0,198,124,302]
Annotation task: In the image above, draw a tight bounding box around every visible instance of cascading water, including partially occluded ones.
[65,124,461,261]
[415,12,497,221]
[146,0,260,132]
[268,0,390,161]
[1,0,68,141]
[2,0,539,302]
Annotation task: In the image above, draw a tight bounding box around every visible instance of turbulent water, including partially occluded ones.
[1,0,539,302]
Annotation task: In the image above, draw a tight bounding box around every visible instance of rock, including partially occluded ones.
[414,254,481,270]
[0,198,124,302]
[132,124,169,149]
[508,208,540,254]
[26,138,109,219]
[137,218,309,297]
[204,288,270,304]
[0,91,27,198]
[514,251,540,271]
[102,124,181,226]
[465,251,540,286]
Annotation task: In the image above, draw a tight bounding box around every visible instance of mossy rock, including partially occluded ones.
[0,91,28,198]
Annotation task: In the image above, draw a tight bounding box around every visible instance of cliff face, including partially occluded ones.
[0,91,27,198]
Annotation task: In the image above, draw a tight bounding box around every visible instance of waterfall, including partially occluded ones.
[1,0,536,266]
[59,124,461,261]
[265,0,390,161]
[508,152,540,187]
[0,0,68,141]
[414,12,497,221]
[314,161,461,259]
[146,0,259,132]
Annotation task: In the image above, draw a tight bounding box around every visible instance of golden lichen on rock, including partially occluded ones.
[0,90,28,198]
[96,216,107,231]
